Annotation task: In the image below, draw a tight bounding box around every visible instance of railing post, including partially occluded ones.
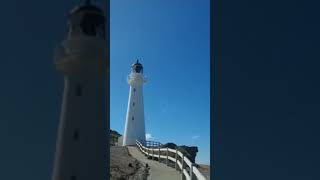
[175,149,178,170]
[190,163,194,180]
[166,147,168,166]
[181,154,184,180]
[158,147,161,162]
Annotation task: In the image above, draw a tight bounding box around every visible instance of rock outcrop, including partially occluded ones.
[110,129,121,146]
[161,143,198,163]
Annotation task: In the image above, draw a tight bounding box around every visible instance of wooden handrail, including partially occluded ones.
[136,140,207,180]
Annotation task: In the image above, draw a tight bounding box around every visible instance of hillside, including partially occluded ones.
[110,146,148,180]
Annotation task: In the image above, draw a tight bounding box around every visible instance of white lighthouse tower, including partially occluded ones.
[123,60,147,146]
[52,1,107,180]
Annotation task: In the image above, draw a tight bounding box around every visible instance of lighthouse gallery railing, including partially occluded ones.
[136,140,207,180]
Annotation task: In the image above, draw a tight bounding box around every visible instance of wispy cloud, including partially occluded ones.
[192,135,200,140]
[146,133,154,140]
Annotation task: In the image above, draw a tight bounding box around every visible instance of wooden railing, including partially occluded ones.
[136,140,207,180]
[144,140,163,148]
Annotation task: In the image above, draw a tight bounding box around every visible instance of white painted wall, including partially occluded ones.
[52,35,107,180]
[123,72,146,146]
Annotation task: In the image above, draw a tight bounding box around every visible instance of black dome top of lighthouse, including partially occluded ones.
[70,0,103,14]
[67,0,105,39]
[131,60,143,74]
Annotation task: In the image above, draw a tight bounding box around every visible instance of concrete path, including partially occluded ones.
[127,146,181,180]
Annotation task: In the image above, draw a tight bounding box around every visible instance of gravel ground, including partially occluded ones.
[110,146,148,180]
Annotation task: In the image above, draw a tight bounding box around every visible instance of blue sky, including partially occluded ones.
[110,0,210,165]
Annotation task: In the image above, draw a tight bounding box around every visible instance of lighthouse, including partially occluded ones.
[52,1,107,180]
[123,60,147,146]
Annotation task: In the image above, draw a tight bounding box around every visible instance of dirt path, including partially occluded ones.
[198,164,210,180]
[127,146,181,180]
